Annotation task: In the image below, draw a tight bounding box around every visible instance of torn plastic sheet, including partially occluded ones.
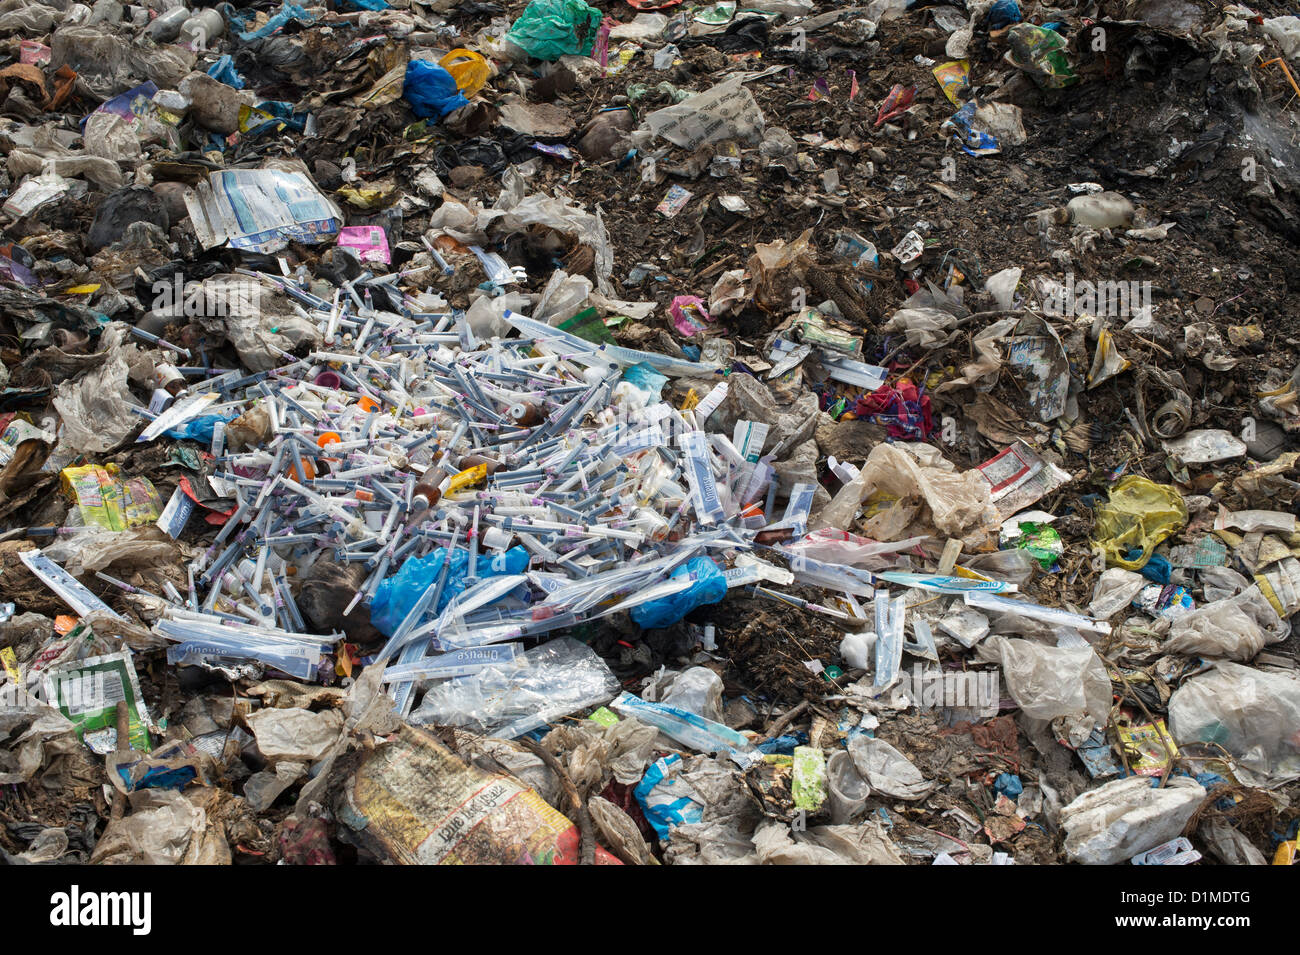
[976,635,1109,723]
[1163,586,1287,662]
[849,735,935,800]
[818,442,1000,547]
[50,326,141,454]
[1167,661,1300,785]
[494,168,616,294]
[1163,429,1247,464]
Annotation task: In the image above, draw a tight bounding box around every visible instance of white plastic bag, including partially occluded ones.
[984,267,1022,310]
[880,307,959,347]
[1167,661,1300,784]
[818,442,1000,548]
[533,269,593,326]
[1060,776,1205,865]
[51,325,141,453]
[1088,567,1147,619]
[465,290,532,338]
[1163,586,1287,661]
[975,635,1109,722]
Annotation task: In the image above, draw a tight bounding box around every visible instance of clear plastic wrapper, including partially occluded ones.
[408,636,618,738]
[611,690,755,755]
[157,615,329,680]
[782,529,926,569]
[961,548,1039,588]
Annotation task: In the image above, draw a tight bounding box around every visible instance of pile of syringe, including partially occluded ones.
[140,274,827,706]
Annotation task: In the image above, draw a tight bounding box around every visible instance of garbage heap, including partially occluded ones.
[0,0,1298,866]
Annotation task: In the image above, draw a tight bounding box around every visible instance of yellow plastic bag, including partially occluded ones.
[439,49,490,96]
[1117,720,1177,777]
[61,464,163,532]
[1093,476,1187,570]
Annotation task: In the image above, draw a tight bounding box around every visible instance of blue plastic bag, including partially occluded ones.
[403,60,469,120]
[988,0,1022,31]
[241,100,310,137]
[1133,550,1172,584]
[369,544,529,636]
[164,414,232,444]
[994,772,1023,800]
[222,1,314,43]
[207,55,245,89]
[622,361,667,398]
[630,556,727,630]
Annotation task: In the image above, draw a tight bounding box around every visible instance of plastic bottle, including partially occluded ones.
[179,7,223,47]
[409,456,452,517]
[457,453,503,474]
